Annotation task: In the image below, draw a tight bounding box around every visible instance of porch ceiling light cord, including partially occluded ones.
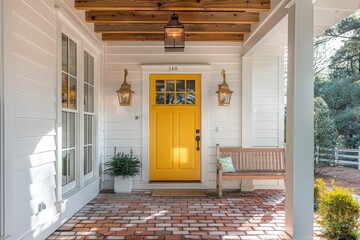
[116,68,134,106]
[216,69,233,106]
[164,12,185,52]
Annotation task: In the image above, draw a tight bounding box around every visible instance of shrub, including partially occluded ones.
[316,178,360,239]
[314,183,321,211]
[104,149,141,178]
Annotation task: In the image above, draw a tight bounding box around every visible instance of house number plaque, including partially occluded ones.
[169,66,178,71]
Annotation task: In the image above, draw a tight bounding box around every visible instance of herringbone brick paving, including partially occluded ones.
[47,190,322,239]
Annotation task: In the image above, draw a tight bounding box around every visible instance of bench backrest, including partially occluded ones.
[216,144,286,172]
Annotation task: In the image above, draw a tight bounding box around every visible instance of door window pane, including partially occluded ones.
[176,80,185,92]
[166,93,175,104]
[156,80,164,92]
[176,93,185,104]
[166,80,175,92]
[187,80,195,92]
[186,93,196,104]
[156,93,164,104]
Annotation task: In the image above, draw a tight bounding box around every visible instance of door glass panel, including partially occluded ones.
[156,80,164,92]
[186,93,196,104]
[176,93,185,104]
[166,93,175,104]
[176,80,185,92]
[166,80,175,92]
[156,93,164,104]
[187,80,195,92]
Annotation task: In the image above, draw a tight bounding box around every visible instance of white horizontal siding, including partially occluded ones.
[6,1,57,239]
[252,56,283,147]
[104,42,241,189]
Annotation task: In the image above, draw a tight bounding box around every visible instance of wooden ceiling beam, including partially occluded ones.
[75,0,270,12]
[86,11,259,24]
[102,33,244,41]
[95,23,251,34]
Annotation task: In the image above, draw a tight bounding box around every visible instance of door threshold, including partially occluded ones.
[134,182,207,190]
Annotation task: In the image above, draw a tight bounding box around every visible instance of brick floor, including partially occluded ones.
[47,190,322,240]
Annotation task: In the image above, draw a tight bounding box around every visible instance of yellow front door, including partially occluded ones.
[150,74,201,181]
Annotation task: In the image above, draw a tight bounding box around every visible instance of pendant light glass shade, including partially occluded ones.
[164,13,185,52]
[216,69,233,106]
[116,69,134,106]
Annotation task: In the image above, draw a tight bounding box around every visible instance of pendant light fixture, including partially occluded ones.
[164,13,185,52]
[116,68,134,106]
[216,69,233,106]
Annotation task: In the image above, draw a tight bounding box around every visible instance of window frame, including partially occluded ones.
[58,24,99,195]
[60,30,81,193]
[83,49,96,181]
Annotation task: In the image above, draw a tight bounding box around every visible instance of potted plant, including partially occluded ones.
[104,148,141,193]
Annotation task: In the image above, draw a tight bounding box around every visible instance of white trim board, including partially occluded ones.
[0,0,4,236]
[141,64,210,189]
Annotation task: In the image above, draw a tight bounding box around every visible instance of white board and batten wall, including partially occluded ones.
[104,41,285,190]
[2,0,105,239]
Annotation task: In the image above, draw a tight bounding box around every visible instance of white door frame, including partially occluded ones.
[141,65,210,188]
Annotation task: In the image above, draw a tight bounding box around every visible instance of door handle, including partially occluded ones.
[196,136,201,151]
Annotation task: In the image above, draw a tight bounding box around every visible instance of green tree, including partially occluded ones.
[314,97,338,174]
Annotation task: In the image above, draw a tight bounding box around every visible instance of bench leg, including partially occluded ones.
[216,164,223,198]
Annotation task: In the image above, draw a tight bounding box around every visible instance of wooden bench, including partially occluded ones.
[216,144,286,198]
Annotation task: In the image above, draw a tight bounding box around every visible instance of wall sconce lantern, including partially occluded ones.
[164,13,185,52]
[216,69,233,106]
[116,68,134,106]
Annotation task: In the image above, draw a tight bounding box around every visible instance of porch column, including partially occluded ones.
[285,0,314,239]
[241,56,254,191]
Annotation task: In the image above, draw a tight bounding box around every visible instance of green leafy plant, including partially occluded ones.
[316,178,360,240]
[104,149,141,178]
[314,183,321,211]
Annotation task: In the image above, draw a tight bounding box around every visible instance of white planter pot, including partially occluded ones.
[114,176,133,193]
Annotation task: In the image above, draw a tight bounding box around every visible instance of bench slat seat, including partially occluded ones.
[216,144,286,197]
